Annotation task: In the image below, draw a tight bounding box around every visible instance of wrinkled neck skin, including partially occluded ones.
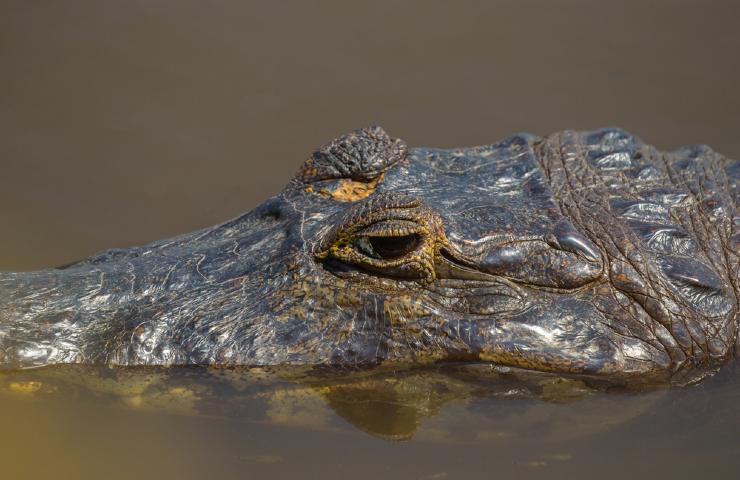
[0,127,738,388]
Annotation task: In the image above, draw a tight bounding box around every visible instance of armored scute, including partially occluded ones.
[0,126,737,384]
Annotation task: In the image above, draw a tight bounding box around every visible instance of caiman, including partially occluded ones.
[0,126,738,386]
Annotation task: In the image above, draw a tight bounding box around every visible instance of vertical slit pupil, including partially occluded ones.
[368,234,420,259]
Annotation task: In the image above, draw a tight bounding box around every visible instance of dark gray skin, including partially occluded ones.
[0,126,738,384]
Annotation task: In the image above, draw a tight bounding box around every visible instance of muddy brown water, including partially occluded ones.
[1,1,739,479]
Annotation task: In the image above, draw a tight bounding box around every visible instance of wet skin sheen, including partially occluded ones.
[0,126,737,384]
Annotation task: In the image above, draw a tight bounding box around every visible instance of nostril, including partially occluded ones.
[547,220,602,263]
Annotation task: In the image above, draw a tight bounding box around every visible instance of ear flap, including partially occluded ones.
[296,125,407,183]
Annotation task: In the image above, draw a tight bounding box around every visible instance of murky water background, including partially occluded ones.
[1,1,739,478]
[1,363,740,479]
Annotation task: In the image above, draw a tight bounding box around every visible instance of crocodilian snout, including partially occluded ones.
[442,219,604,289]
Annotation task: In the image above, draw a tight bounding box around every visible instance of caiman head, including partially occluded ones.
[1,126,738,382]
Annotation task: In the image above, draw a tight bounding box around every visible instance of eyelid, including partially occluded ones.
[353,219,424,238]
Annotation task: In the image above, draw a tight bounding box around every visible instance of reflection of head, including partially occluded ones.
[0,364,665,442]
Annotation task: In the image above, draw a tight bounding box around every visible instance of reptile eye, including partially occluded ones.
[315,200,439,281]
[355,234,421,260]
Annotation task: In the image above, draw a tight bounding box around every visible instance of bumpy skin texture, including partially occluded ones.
[0,127,737,383]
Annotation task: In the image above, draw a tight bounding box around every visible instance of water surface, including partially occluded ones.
[1,363,740,479]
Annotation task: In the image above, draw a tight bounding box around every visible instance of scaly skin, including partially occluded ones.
[0,126,737,384]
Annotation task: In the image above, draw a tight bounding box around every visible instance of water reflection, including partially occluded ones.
[3,363,740,478]
[0,364,668,442]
